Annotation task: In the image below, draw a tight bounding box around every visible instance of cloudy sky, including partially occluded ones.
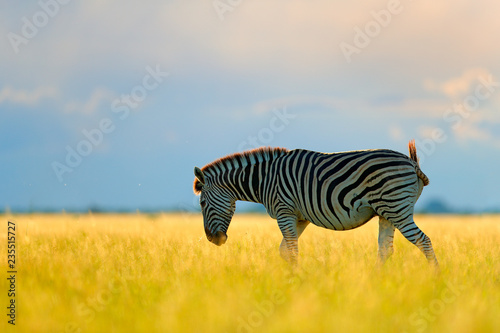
[1,0,499,212]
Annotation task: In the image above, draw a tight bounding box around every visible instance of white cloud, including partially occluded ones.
[451,112,500,147]
[3,0,500,88]
[251,94,451,120]
[251,95,345,115]
[0,84,115,115]
[0,85,59,105]
[414,108,500,150]
[453,123,500,149]
[424,68,493,98]
[417,125,443,140]
[2,0,500,137]
[63,88,116,115]
[389,125,405,141]
[375,98,450,119]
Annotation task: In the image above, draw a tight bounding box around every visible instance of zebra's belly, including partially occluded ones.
[340,205,377,230]
[305,202,376,231]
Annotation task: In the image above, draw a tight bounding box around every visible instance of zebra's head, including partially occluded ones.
[194,166,235,246]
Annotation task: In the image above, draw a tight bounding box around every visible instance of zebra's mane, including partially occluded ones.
[194,147,289,194]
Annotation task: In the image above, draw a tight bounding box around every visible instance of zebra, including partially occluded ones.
[193,140,438,268]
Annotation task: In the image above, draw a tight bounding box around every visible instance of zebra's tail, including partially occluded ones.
[408,139,430,186]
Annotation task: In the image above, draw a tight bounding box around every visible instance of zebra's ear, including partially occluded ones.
[194,167,205,185]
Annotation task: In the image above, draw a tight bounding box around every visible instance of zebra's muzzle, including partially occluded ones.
[205,225,228,246]
[211,230,228,246]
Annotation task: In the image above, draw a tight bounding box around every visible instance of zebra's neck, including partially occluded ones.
[201,147,289,204]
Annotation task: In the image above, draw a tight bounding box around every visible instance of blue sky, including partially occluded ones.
[1,0,499,212]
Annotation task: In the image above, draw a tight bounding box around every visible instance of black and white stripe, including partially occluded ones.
[193,141,438,268]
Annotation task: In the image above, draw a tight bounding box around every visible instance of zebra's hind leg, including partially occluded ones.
[377,217,395,266]
[390,215,439,269]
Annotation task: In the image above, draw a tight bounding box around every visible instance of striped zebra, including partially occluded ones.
[193,140,438,268]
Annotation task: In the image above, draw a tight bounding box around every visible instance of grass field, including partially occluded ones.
[1,213,499,333]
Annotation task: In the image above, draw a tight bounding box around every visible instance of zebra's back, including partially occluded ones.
[268,148,423,230]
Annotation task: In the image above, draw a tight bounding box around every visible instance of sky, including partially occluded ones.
[1,0,500,212]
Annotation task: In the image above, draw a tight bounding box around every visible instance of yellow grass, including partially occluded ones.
[1,213,499,332]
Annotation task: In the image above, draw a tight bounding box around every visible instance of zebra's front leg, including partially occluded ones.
[377,217,395,266]
[277,215,302,266]
[279,219,309,264]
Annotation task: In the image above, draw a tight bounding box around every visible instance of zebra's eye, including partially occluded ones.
[200,199,207,208]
